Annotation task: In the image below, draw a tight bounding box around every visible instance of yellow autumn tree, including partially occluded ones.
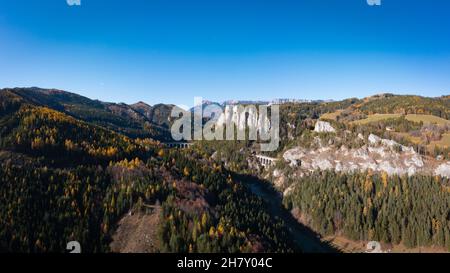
[201,212,208,229]
[183,166,190,177]
[381,172,388,188]
[209,226,216,238]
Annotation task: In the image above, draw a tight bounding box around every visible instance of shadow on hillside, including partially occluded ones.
[232,173,341,254]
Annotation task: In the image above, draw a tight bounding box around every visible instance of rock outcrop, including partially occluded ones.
[314,121,336,133]
[368,134,381,145]
[282,134,436,177]
[435,162,450,178]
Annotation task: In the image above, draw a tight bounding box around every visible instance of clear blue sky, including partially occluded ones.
[1,0,449,106]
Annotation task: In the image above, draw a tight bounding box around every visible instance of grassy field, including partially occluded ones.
[351,113,449,126]
[405,114,450,125]
[350,114,402,125]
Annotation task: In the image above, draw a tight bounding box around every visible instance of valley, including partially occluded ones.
[1,88,450,253]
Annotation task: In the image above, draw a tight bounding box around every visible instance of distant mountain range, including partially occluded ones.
[2,87,449,143]
[188,98,336,116]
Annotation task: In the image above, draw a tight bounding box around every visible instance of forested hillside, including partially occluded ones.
[1,88,174,141]
[358,94,450,119]
[285,171,450,249]
[0,88,296,253]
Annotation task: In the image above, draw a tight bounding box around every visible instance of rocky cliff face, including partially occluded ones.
[215,105,270,134]
[282,133,449,178]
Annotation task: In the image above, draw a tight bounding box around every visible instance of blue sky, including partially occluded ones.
[0,0,449,106]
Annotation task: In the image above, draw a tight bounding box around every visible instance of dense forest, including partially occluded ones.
[285,171,450,250]
[359,95,450,120]
[157,149,295,253]
[0,89,296,252]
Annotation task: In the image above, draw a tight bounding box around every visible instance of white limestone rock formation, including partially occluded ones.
[368,134,381,145]
[435,162,450,178]
[283,147,306,167]
[314,121,336,133]
[282,135,428,177]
